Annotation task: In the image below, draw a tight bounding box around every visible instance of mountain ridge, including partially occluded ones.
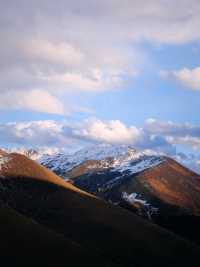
[0,150,199,266]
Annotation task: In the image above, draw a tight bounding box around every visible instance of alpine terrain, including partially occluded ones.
[38,144,200,244]
[0,149,199,266]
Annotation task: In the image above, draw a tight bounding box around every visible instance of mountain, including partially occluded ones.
[38,144,200,244]
[4,147,59,161]
[0,150,92,197]
[0,150,199,266]
[39,144,164,176]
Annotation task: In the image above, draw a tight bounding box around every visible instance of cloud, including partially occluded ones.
[72,119,142,144]
[1,117,200,153]
[137,134,176,155]
[0,118,175,155]
[42,69,126,92]
[0,119,142,148]
[0,89,65,115]
[145,118,200,149]
[161,67,200,91]
[0,120,69,147]
[22,39,85,67]
[2,1,200,113]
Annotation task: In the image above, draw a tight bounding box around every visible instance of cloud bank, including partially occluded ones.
[1,118,199,154]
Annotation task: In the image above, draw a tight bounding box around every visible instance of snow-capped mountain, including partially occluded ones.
[37,144,167,220]
[38,144,164,178]
[4,147,60,161]
[4,144,200,175]
[37,144,200,225]
[1,145,200,247]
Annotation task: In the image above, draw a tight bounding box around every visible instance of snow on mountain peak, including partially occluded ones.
[72,143,137,160]
[38,144,164,177]
[4,147,61,161]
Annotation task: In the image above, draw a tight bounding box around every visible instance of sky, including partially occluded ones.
[0,0,200,171]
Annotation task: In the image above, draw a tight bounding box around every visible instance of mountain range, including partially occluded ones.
[1,146,200,266]
[36,144,200,244]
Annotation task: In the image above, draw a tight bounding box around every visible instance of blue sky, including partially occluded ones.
[0,0,200,172]
[1,42,199,126]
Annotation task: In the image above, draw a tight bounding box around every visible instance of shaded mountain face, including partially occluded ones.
[38,145,200,244]
[0,204,110,267]
[0,151,200,267]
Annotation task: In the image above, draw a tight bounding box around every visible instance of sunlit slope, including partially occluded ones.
[0,151,93,197]
[135,158,200,214]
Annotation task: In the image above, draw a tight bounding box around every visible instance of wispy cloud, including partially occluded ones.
[1,1,200,113]
[145,118,200,149]
[0,89,65,115]
[161,67,200,91]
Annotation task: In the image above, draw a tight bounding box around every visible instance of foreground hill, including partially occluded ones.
[0,151,199,266]
[0,150,92,197]
[0,204,110,267]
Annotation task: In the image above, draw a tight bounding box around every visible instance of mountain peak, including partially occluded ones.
[73,143,138,161]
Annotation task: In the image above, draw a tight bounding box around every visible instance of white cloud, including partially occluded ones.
[167,136,200,150]
[0,120,68,147]
[72,119,142,144]
[43,69,127,92]
[0,89,65,115]
[0,119,142,148]
[22,39,85,67]
[1,117,200,152]
[2,1,200,113]
[161,67,200,91]
[0,118,175,154]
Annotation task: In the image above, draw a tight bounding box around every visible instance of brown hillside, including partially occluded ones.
[68,157,200,215]
[136,158,200,214]
[0,152,93,198]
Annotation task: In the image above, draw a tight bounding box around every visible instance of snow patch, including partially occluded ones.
[122,192,149,206]
[0,155,10,171]
[122,191,159,220]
